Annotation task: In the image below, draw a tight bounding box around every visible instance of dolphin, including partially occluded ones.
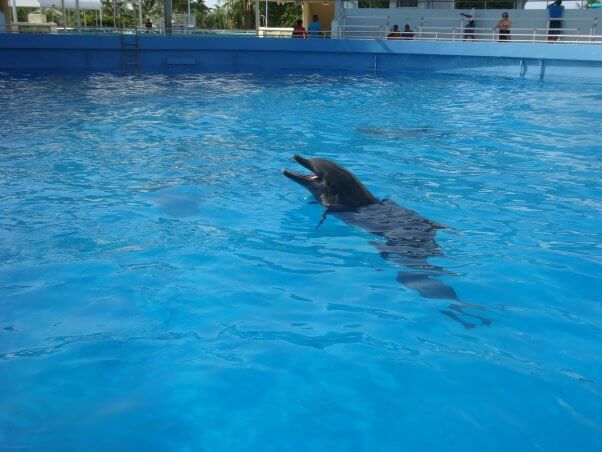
[357,127,451,139]
[282,154,490,329]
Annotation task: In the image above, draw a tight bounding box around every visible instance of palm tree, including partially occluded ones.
[197,2,229,28]
[224,0,255,29]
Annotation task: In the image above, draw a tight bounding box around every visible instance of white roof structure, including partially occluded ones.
[524,1,582,8]
[14,0,102,10]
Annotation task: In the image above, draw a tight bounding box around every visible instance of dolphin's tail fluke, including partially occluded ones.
[396,271,459,300]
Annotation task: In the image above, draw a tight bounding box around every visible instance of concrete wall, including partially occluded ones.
[1,33,602,82]
[343,7,600,36]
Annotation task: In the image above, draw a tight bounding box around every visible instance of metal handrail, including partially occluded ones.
[339,13,390,35]
[343,15,389,20]
[414,29,600,44]
[341,25,386,29]
[2,25,602,44]
[421,26,580,32]
[421,17,468,22]
[546,17,598,22]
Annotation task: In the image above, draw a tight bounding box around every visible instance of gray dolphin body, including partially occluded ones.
[283,155,490,329]
[357,127,449,139]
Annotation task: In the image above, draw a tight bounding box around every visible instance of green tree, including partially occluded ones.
[223,0,255,29]
[196,3,229,28]
[358,0,389,8]
[455,0,515,8]
[258,2,301,27]
[172,0,208,14]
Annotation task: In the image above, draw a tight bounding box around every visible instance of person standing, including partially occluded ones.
[292,19,307,38]
[547,0,565,42]
[308,15,321,38]
[494,12,511,41]
[145,18,153,33]
[461,7,476,40]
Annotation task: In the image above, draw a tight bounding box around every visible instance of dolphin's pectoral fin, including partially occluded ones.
[315,209,329,229]
[440,310,476,329]
[406,261,458,276]
[430,220,461,235]
[440,305,491,329]
[396,271,459,300]
[450,303,492,326]
[430,220,449,230]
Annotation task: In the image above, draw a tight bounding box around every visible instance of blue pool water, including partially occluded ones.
[0,71,601,450]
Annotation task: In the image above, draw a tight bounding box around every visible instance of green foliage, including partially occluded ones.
[18,6,111,27]
[198,0,300,30]
[358,0,390,8]
[223,0,255,29]
[455,0,516,8]
[258,3,301,27]
[17,7,36,22]
[98,0,206,28]
[15,0,294,30]
[196,3,229,28]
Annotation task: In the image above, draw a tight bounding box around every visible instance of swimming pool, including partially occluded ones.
[0,71,600,450]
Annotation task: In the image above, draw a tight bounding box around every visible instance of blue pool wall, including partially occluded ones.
[2,33,602,82]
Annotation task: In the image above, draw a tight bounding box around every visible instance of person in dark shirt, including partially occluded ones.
[388,24,401,39]
[401,24,414,40]
[461,7,476,40]
[292,19,307,38]
[145,18,152,33]
[547,0,564,41]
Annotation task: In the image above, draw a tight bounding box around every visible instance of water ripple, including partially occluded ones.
[1,71,600,449]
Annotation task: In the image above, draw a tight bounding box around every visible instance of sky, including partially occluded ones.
[205,0,220,9]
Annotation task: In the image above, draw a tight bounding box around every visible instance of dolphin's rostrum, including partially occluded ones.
[283,154,490,329]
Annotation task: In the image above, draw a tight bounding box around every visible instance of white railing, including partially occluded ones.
[415,26,582,42]
[342,14,390,35]
[415,15,598,39]
[393,0,522,7]
[340,25,388,39]
[1,24,262,36]
[412,27,600,44]
[545,16,598,38]
[258,27,294,38]
[2,24,602,45]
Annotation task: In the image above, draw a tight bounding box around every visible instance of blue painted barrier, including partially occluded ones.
[1,33,602,82]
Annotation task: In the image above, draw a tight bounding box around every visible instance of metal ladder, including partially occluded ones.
[120,31,139,71]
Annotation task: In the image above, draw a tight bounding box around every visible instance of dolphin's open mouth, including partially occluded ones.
[282,155,321,185]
